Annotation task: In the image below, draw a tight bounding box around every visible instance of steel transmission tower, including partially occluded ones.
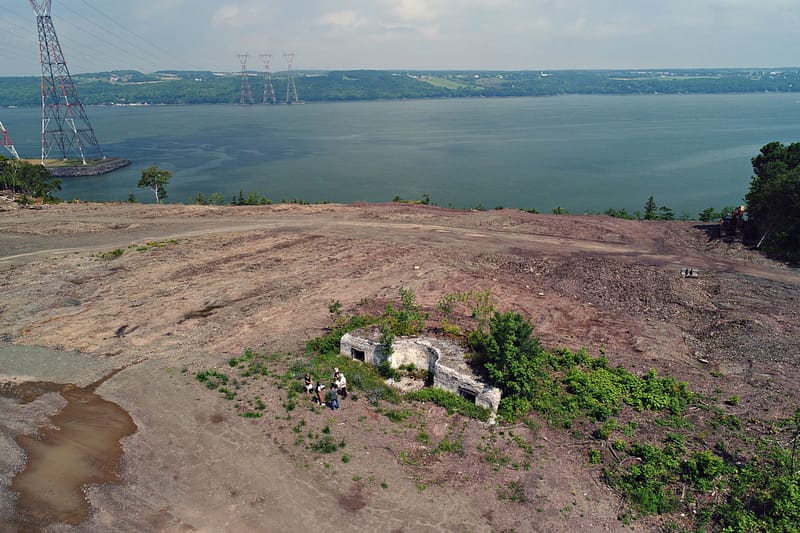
[29,0,104,164]
[1,121,21,160]
[284,52,300,104]
[238,53,254,105]
[259,54,277,104]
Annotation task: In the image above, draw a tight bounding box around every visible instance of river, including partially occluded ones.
[4,93,800,214]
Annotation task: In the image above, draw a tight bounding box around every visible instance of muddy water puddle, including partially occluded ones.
[2,377,136,530]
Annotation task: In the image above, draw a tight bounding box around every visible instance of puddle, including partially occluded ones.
[2,375,137,529]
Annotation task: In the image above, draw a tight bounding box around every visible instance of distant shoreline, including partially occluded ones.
[2,68,800,107]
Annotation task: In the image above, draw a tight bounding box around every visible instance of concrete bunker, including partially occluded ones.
[340,327,501,415]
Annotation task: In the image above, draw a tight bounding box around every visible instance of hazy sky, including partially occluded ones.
[2,0,798,75]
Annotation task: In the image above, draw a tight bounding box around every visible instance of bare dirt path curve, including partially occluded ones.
[3,202,794,284]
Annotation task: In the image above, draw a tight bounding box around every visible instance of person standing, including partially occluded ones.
[316,381,326,406]
[327,385,339,410]
[335,371,347,399]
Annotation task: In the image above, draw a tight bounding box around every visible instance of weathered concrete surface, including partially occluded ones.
[341,331,502,413]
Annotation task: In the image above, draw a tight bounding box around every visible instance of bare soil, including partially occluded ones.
[0,199,798,532]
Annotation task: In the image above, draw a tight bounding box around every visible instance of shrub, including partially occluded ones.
[311,435,341,454]
[377,360,400,380]
[195,369,228,390]
[681,451,725,491]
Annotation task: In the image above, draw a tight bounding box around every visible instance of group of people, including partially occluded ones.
[304,367,348,411]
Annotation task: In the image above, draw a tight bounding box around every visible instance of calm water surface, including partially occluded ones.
[4,94,800,214]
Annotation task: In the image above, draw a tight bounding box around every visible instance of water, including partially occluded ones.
[10,382,136,528]
[0,357,136,530]
[4,94,800,214]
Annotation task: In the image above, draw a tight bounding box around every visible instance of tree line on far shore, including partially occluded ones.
[3,68,800,107]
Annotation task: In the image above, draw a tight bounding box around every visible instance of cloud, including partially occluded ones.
[387,0,444,22]
[317,10,371,29]
[211,2,271,29]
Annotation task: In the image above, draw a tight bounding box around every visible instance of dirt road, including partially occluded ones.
[1,200,798,532]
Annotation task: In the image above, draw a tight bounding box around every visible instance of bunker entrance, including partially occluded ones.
[458,387,477,403]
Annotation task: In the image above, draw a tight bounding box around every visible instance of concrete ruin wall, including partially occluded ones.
[390,338,438,373]
[433,362,502,413]
[339,333,384,366]
[340,330,502,414]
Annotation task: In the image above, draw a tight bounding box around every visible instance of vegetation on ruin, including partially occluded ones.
[191,288,800,531]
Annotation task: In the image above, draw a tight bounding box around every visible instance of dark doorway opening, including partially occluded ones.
[351,348,365,362]
[458,387,477,403]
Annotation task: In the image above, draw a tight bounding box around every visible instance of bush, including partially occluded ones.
[377,360,400,380]
[310,435,341,454]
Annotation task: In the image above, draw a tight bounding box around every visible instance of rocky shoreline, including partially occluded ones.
[48,158,131,177]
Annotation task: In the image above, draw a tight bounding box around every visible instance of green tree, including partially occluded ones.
[0,157,61,200]
[658,205,675,221]
[138,165,171,203]
[604,207,636,220]
[746,141,800,260]
[644,196,658,220]
[476,311,544,411]
[698,207,721,222]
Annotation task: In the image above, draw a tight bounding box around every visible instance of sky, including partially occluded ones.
[1,0,798,76]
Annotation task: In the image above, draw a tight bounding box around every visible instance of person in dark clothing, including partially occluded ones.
[327,385,339,410]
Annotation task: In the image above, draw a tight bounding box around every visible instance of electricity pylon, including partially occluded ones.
[238,53,254,105]
[1,121,21,160]
[260,54,277,105]
[28,0,104,164]
[284,52,300,104]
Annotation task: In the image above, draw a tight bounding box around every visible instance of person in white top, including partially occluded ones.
[334,371,347,399]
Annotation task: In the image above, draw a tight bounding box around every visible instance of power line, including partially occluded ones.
[4,1,208,74]
[58,3,160,69]
[76,0,207,71]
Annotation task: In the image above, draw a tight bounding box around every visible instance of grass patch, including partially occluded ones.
[133,239,178,252]
[380,408,413,423]
[497,480,528,503]
[92,248,124,261]
[195,369,228,390]
[311,435,344,454]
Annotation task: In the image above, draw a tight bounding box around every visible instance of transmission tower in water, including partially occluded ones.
[260,54,277,104]
[1,121,21,160]
[238,53,254,105]
[28,0,104,164]
[284,52,300,104]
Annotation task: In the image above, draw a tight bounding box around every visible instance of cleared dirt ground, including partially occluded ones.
[0,200,798,532]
